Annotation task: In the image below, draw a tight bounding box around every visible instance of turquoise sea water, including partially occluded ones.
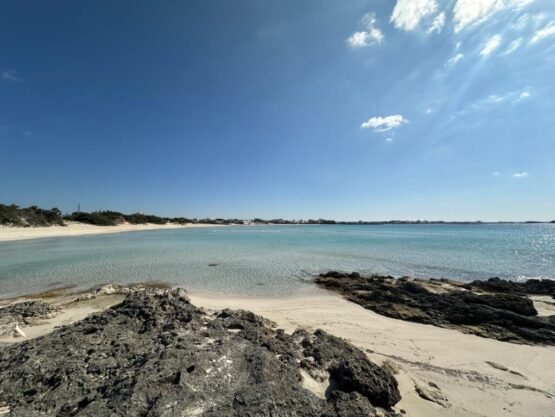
[0,224,554,298]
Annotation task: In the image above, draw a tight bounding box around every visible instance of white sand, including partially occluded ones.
[2,287,554,417]
[0,222,220,242]
[189,289,555,417]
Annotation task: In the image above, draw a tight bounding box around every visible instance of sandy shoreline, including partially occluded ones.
[1,285,553,417]
[0,222,222,242]
[189,290,555,417]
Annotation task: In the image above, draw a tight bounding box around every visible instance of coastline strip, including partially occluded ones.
[0,222,223,243]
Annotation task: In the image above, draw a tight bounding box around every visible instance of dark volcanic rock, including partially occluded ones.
[315,272,555,345]
[0,301,61,337]
[299,329,401,408]
[0,301,60,324]
[464,277,555,299]
[0,289,401,417]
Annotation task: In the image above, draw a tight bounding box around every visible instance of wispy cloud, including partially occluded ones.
[480,34,502,57]
[504,37,523,54]
[516,90,530,101]
[492,171,500,176]
[447,53,464,66]
[465,88,531,113]
[391,0,438,32]
[258,21,286,37]
[361,115,408,132]
[1,70,23,83]
[453,0,533,33]
[427,12,446,34]
[530,21,555,44]
[346,13,384,48]
[512,172,528,178]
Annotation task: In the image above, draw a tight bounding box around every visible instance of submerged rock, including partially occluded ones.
[315,272,555,345]
[0,289,401,416]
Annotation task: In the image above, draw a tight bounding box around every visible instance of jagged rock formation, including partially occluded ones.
[0,301,60,338]
[0,289,401,417]
[463,277,555,299]
[315,272,555,345]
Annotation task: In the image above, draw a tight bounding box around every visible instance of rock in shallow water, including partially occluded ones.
[0,289,401,417]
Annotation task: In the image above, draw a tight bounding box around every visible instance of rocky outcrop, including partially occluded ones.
[464,277,555,299]
[0,289,401,417]
[0,301,60,338]
[315,272,555,345]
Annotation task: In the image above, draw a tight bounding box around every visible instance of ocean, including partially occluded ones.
[1,223,554,298]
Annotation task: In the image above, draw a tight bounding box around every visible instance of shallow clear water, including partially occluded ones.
[1,224,554,298]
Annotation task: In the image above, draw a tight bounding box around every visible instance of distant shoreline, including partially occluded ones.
[2,220,554,243]
[0,222,225,243]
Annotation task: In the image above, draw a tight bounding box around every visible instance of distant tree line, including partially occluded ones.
[0,204,64,227]
[0,203,246,227]
[1,202,553,227]
[63,210,198,226]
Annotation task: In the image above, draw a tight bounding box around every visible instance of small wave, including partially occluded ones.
[511,275,555,282]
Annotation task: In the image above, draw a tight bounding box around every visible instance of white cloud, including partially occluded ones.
[486,94,505,103]
[347,32,373,48]
[425,108,434,114]
[480,34,502,56]
[361,115,408,132]
[391,0,437,31]
[346,13,384,48]
[453,0,534,33]
[532,13,547,24]
[386,137,394,142]
[511,12,546,31]
[447,53,464,66]
[466,88,530,112]
[516,90,530,101]
[428,12,446,34]
[492,171,500,176]
[504,37,523,54]
[530,21,555,44]
[512,13,530,30]
[512,172,528,178]
[1,70,22,83]
[485,88,530,103]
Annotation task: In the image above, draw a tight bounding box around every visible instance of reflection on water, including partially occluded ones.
[0,224,554,298]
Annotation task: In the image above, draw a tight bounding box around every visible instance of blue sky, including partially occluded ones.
[1,0,554,221]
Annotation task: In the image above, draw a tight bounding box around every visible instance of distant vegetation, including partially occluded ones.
[1,202,553,227]
[0,203,247,227]
[63,210,196,226]
[0,204,64,227]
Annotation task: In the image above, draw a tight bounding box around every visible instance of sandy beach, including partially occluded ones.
[189,290,555,417]
[0,222,221,242]
[2,286,553,417]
